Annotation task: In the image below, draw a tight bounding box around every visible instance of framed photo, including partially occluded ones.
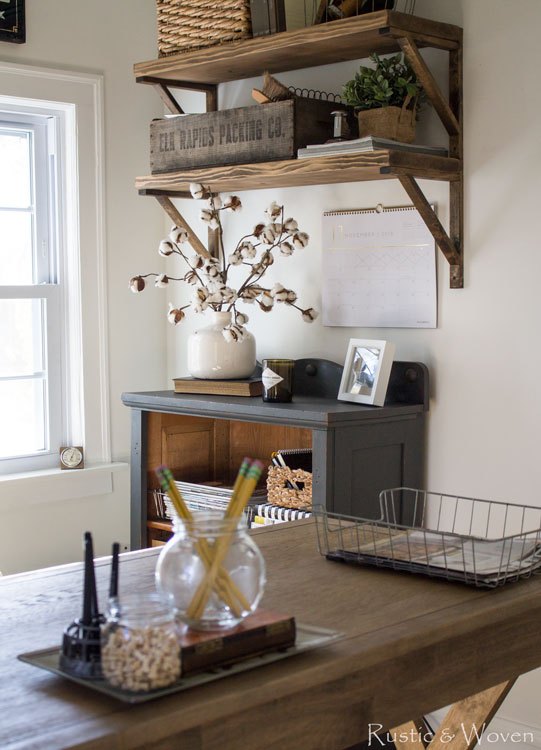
[337,339,395,406]
[0,0,25,44]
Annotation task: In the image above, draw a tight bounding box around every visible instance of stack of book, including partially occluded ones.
[177,609,296,676]
[297,136,448,160]
[158,480,268,525]
[251,502,312,527]
[173,377,263,397]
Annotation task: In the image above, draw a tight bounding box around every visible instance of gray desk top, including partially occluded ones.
[121,390,424,428]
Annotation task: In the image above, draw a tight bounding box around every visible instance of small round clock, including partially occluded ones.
[60,446,84,470]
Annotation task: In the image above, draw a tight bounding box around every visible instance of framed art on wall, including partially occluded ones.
[337,339,395,406]
[0,0,25,44]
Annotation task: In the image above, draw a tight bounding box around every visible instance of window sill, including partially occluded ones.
[0,462,128,510]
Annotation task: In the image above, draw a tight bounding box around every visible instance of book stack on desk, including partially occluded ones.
[178,609,296,676]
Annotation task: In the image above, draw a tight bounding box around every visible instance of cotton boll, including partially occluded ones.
[199,208,214,225]
[191,287,210,313]
[155,274,169,288]
[271,283,288,302]
[261,225,277,245]
[228,250,243,266]
[221,287,237,303]
[130,276,145,292]
[169,226,189,245]
[159,239,175,257]
[188,255,205,270]
[224,195,242,212]
[292,232,309,249]
[259,291,274,311]
[283,217,298,233]
[279,242,294,256]
[209,195,222,210]
[302,307,318,323]
[189,182,205,199]
[260,251,274,267]
[239,241,256,259]
[167,304,185,325]
[265,201,282,220]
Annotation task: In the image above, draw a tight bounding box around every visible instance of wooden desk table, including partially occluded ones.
[2,520,540,750]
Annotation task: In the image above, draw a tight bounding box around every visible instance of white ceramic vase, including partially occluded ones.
[187,311,256,379]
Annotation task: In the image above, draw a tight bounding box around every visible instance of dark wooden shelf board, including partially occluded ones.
[147,520,173,531]
[134,11,461,86]
[136,151,461,195]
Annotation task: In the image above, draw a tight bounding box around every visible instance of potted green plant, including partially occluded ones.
[342,52,424,143]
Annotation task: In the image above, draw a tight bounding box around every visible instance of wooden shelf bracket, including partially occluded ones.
[398,175,463,288]
[397,33,464,288]
[137,75,218,115]
[154,195,211,259]
[398,36,460,137]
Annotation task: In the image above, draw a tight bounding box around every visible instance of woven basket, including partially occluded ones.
[156,0,252,56]
[357,105,416,143]
[267,466,312,511]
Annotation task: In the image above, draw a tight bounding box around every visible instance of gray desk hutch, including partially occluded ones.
[122,359,428,549]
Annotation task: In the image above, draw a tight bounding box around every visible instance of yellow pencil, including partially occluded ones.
[156,465,250,615]
[187,460,263,620]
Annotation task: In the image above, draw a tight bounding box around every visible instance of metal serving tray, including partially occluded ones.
[18,623,342,704]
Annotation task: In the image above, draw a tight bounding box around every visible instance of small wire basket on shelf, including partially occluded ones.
[315,488,541,588]
[314,0,416,25]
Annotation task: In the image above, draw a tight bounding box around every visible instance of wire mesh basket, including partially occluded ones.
[315,488,541,588]
[314,0,416,25]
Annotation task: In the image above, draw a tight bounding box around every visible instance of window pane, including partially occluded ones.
[0,379,46,458]
[0,210,34,284]
[0,128,32,208]
[0,298,45,377]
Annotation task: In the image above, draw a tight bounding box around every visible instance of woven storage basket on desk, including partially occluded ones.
[267,466,312,511]
[156,0,252,56]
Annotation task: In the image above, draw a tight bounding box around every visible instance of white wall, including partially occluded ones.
[167,0,541,735]
[0,0,164,573]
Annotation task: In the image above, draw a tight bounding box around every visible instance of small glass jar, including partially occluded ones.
[101,591,180,692]
[262,359,295,402]
[155,512,266,631]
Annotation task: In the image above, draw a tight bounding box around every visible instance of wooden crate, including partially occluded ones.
[150,99,353,173]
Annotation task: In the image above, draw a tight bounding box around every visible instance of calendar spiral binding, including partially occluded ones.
[324,204,418,216]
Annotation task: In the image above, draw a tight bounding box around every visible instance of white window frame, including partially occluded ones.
[0,112,63,470]
[0,61,111,482]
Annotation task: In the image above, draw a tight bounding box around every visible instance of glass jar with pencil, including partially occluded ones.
[155,460,266,631]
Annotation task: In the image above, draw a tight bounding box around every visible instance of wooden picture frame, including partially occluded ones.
[0,0,25,44]
[337,338,395,406]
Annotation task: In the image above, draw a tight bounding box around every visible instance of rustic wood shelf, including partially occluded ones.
[134,11,460,85]
[134,10,464,287]
[136,150,461,196]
